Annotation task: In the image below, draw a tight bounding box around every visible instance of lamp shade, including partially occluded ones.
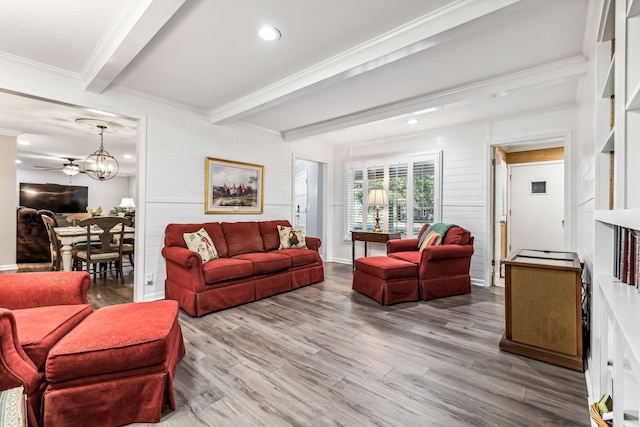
[119,197,135,210]
[367,189,388,206]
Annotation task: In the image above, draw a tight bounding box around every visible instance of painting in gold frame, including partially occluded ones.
[205,157,264,214]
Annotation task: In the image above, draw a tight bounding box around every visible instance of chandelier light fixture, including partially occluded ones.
[76,118,124,181]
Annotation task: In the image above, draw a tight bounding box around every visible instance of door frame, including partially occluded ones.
[292,155,328,259]
[485,131,575,287]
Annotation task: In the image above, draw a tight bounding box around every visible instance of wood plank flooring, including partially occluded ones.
[12,262,590,426]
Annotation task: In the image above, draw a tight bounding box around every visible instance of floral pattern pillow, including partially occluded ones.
[277,225,307,249]
[183,228,218,263]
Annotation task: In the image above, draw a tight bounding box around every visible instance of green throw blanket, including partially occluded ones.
[417,223,458,248]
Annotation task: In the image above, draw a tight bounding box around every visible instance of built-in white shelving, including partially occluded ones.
[599,129,615,153]
[601,55,616,98]
[591,0,640,425]
[628,82,640,111]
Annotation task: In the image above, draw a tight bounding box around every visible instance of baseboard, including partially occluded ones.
[0,264,18,272]
[471,277,486,287]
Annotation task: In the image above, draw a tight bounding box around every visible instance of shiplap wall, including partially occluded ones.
[330,108,578,286]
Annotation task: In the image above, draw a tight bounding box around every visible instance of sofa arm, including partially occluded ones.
[0,308,44,427]
[306,236,321,252]
[162,246,206,291]
[421,244,474,262]
[387,238,419,253]
[0,272,91,310]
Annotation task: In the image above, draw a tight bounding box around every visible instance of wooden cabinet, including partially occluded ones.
[499,249,583,371]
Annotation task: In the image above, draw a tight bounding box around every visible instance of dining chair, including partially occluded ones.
[65,212,92,226]
[41,214,62,271]
[75,216,132,284]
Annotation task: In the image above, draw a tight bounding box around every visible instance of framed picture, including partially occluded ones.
[205,157,264,214]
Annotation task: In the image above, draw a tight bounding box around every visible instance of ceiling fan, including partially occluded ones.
[34,158,86,176]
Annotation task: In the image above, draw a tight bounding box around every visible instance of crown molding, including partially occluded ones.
[208,0,521,125]
[113,86,209,116]
[0,51,80,81]
[281,56,588,142]
[0,128,22,137]
[81,0,186,93]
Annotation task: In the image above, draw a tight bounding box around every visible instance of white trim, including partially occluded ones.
[208,0,520,125]
[141,290,165,302]
[81,0,186,93]
[0,264,18,272]
[282,57,588,141]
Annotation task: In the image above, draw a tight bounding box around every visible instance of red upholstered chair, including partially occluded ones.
[386,224,474,300]
[0,271,93,427]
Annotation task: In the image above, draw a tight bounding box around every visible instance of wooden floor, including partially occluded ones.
[14,262,590,426]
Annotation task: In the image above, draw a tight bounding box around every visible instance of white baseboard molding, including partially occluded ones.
[140,290,165,302]
[0,264,18,272]
[471,278,487,287]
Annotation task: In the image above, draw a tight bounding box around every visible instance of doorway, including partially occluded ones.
[293,158,326,258]
[490,143,565,285]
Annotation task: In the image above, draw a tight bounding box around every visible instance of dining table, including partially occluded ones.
[53,225,136,272]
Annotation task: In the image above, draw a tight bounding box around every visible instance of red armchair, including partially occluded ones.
[0,271,93,426]
[386,224,474,300]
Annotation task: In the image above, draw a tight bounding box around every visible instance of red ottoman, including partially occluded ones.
[42,300,186,427]
[353,256,419,305]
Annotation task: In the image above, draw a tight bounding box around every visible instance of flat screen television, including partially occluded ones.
[19,183,89,213]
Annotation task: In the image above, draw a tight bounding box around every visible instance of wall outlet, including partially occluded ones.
[145,273,154,286]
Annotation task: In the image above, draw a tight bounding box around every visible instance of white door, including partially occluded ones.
[294,170,308,229]
[508,161,564,253]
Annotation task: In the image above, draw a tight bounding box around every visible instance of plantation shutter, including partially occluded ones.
[346,166,364,232]
[389,163,408,235]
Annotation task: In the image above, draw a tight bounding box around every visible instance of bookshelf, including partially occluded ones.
[591,0,640,425]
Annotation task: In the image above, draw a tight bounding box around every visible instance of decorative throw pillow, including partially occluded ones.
[419,231,441,253]
[0,386,26,427]
[183,228,218,263]
[277,225,307,249]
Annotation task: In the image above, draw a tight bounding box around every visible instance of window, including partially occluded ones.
[346,152,441,237]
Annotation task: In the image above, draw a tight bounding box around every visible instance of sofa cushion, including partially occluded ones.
[165,223,228,257]
[12,304,94,370]
[259,220,292,251]
[183,228,218,263]
[202,257,254,284]
[222,222,264,256]
[442,227,471,245]
[388,252,421,265]
[276,248,320,267]
[233,252,291,274]
[46,301,180,383]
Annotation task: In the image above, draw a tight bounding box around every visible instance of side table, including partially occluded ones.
[351,230,401,268]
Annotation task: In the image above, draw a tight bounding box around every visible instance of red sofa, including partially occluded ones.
[162,220,324,316]
[386,224,474,300]
[0,271,93,427]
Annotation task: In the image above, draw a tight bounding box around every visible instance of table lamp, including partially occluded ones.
[119,197,136,212]
[367,189,388,232]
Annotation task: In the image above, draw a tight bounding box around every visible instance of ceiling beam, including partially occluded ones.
[208,0,521,125]
[281,56,589,141]
[81,0,186,94]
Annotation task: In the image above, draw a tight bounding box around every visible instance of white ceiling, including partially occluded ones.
[0,0,591,175]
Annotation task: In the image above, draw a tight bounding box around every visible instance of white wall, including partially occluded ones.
[16,169,130,215]
[0,57,333,301]
[328,107,578,286]
[0,135,17,271]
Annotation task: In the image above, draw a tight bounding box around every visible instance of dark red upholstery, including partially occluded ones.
[352,256,419,305]
[0,271,93,427]
[387,224,474,300]
[163,220,324,316]
[222,222,264,256]
[12,304,93,370]
[43,300,185,427]
[203,257,254,284]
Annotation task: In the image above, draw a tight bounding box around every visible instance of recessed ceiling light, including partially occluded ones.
[257,26,281,41]
[124,154,133,159]
[406,118,419,125]
[18,140,30,146]
[15,159,22,164]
